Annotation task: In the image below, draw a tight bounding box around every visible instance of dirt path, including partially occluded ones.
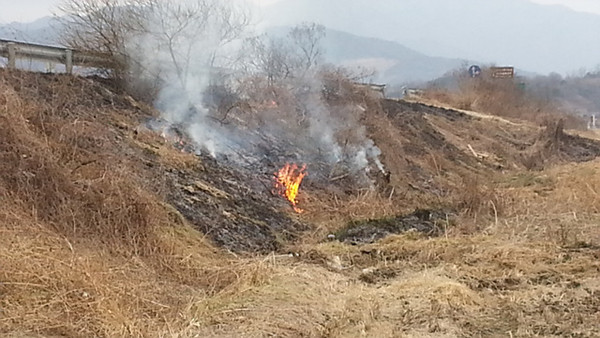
[403,97,534,127]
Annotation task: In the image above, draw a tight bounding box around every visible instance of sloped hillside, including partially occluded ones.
[1,69,600,337]
[0,69,309,336]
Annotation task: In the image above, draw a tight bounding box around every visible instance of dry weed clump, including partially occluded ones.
[0,70,274,337]
[425,70,586,129]
[454,176,506,221]
[0,201,275,337]
[548,161,600,214]
[195,232,599,337]
[283,232,599,337]
[488,159,600,247]
[0,82,157,254]
[303,190,397,241]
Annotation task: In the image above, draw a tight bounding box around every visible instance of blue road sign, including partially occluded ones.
[468,65,482,78]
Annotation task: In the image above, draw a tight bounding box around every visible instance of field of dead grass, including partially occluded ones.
[424,72,586,130]
[1,69,599,337]
[0,70,270,336]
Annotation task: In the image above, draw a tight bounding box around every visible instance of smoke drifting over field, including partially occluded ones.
[123,0,385,183]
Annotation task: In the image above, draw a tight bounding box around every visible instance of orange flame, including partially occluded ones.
[274,163,307,213]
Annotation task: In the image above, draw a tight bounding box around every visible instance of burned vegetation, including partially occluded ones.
[336,208,453,244]
[3,68,600,337]
[164,157,308,252]
[4,68,600,253]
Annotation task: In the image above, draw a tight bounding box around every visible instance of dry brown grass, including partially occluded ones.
[424,72,586,130]
[282,229,599,337]
[486,159,600,247]
[132,129,201,170]
[0,70,270,337]
[2,69,600,337]
[1,74,158,254]
[301,190,397,242]
[0,205,275,337]
[197,229,598,337]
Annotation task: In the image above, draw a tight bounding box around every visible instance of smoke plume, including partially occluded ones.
[125,0,385,186]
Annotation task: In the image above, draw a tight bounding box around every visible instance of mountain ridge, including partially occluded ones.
[261,0,600,74]
[267,26,469,84]
[1,17,470,84]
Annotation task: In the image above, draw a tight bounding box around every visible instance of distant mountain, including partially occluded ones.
[0,16,62,45]
[267,26,468,84]
[0,17,68,73]
[320,28,467,84]
[1,16,468,84]
[260,0,600,75]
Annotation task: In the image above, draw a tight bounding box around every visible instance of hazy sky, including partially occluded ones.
[3,0,600,23]
[530,0,600,14]
[0,0,281,23]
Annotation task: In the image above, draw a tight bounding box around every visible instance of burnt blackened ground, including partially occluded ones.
[379,100,474,163]
[544,120,600,163]
[387,100,469,121]
[159,100,600,253]
[524,119,600,170]
[335,209,454,245]
[165,155,308,253]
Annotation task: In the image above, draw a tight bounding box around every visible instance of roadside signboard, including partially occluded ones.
[491,66,515,79]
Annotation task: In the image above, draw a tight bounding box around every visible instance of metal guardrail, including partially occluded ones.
[354,82,386,97]
[0,38,113,73]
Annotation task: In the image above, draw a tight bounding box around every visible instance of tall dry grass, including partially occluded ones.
[425,69,586,129]
[0,70,272,337]
[1,69,600,337]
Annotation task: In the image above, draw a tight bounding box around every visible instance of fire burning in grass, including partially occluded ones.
[274,163,307,213]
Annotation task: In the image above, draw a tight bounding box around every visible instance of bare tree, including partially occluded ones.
[144,0,250,89]
[58,0,251,95]
[58,0,152,75]
[288,22,326,73]
[239,34,296,86]
[238,22,326,84]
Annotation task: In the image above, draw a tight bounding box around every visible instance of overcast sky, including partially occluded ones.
[530,0,600,14]
[3,0,600,23]
[0,0,281,23]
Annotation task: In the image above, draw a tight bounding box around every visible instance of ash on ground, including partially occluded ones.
[336,209,454,245]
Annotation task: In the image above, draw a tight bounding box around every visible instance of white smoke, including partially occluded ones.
[354,149,368,171]
[302,88,343,163]
[366,139,385,173]
[122,0,386,180]
[123,0,252,155]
